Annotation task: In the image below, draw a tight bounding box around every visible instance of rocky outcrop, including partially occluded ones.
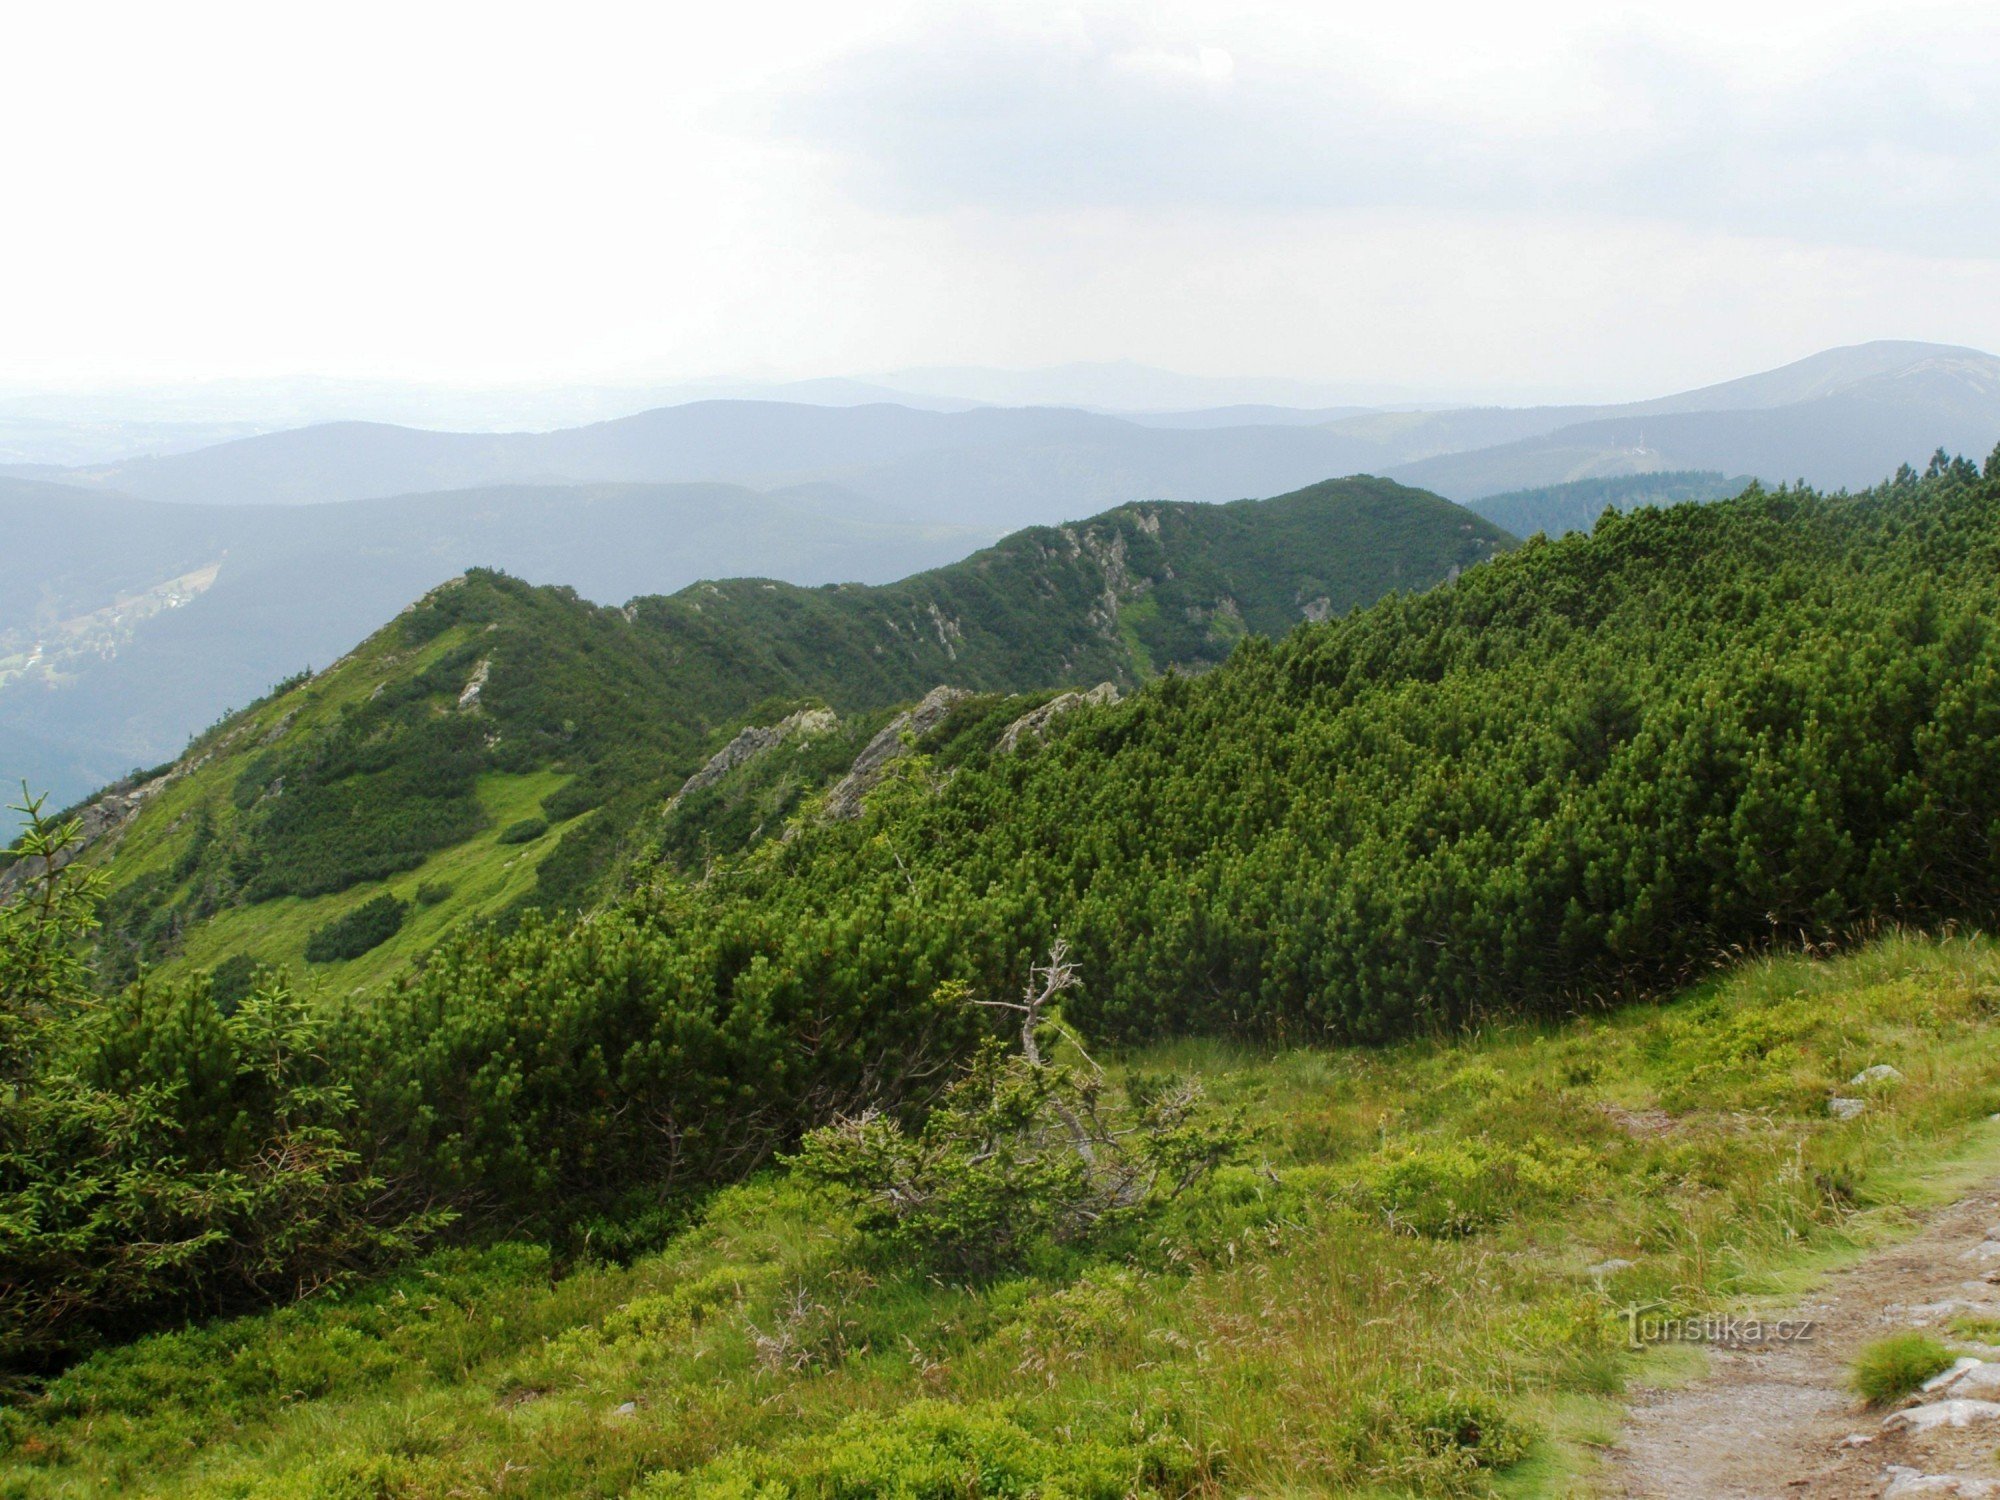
[821,686,969,821]
[0,770,176,899]
[457,658,490,709]
[995,683,1119,754]
[667,707,838,809]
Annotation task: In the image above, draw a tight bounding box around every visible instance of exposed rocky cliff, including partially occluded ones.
[821,686,970,821]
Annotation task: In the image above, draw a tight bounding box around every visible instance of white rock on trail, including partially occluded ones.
[1926,1360,2000,1399]
[1881,1466,2000,1498]
[1881,1399,2000,1435]
[1922,1357,1986,1392]
[1897,1298,2000,1325]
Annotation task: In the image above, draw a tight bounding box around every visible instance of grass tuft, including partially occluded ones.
[1851,1332,1957,1406]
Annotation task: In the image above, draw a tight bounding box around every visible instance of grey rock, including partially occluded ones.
[667,708,838,810]
[1922,1357,1986,1392]
[995,683,1119,755]
[1898,1298,2000,1326]
[1881,1399,2000,1435]
[1851,1064,1905,1086]
[1937,1363,2000,1400]
[0,767,176,899]
[457,657,490,709]
[1882,1466,2000,1498]
[822,686,969,821]
[1829,1096,1867,1120]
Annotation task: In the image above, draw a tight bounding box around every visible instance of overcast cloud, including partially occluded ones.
[783,7,2000,256]
[1,0,1996,401]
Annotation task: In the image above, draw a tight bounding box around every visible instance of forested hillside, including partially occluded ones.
[9,454,2000,1497]
[714,455,2000,1044]
[43,476,1504,986]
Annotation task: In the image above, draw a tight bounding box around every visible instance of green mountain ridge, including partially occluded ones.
[48,476,1508,989]
[10,456,2000,1498]
[0,476,997,818]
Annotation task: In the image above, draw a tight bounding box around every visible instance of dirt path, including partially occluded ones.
[1614,1182,2000,1499]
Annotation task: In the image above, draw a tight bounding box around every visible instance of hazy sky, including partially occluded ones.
[4,0,1997,401]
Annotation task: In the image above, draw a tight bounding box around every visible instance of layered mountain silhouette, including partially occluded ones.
[7,340,1996,818]
[1388,344,2000,496]
[13,341,1994,518]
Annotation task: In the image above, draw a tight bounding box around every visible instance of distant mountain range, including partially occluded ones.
[9,403,1398,524]
[1387,343,2000,497]
[0,362,1427,463]
[13,342,1993,517]
[5,339,1995,819]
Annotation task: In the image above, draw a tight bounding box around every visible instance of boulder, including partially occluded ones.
[457,657,490,709]
[1922,1357,1987,1392]
[1925,1360,2000,1399]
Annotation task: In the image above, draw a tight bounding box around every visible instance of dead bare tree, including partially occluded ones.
[793,940,1242,1274]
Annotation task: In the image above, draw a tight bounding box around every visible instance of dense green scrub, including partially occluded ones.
[311,460,2000,1244]
[9,931,2000,1497]
[9,456,2000,1447]
[696,458,2000,1044]
[74,477,1502,977]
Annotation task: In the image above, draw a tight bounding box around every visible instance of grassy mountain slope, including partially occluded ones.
[13,457,2000,1496]
[15,344,1996,814]
[67,477,1506,988]
[81,455,1996,1243]
[699,462,2000,1047]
